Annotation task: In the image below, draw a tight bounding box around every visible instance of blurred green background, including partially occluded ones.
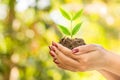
[0,0,120,80]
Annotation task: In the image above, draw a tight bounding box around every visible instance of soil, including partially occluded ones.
[59,37,86,49]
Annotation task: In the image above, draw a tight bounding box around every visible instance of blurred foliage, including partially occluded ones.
[0,0,120,80]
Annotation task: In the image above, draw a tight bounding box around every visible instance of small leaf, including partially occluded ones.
[60,8,71,20]
[72,9,83,20]
[58,24,71,35]
[72,22,82,35]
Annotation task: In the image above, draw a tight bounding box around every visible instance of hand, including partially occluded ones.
[49,42,79,72]
[49,42,109,72]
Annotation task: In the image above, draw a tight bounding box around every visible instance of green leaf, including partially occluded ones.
[72,9,83,20]
[72,22,82,35]
[60,8,71,20]
[58,24,71,35]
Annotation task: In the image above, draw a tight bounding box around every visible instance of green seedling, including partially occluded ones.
[58,8,83,38]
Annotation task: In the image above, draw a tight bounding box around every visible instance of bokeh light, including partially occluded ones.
[0,0,120,80]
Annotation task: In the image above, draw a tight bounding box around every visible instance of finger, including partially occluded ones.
[72,44,97,54]
[54,59,78,72]
[53,59,60,64]
[52,42,77,59]
[49,50,57,58]
[52,41,71,53]
[52,51,79,72]
[57,63,78,72]
[50,50,78,71]
[51,46,79,68]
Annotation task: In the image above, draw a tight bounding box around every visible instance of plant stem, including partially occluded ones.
[70,12,74,38]
[70,20,72,38]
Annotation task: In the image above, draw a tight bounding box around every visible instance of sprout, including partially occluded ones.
[58,8,83,38]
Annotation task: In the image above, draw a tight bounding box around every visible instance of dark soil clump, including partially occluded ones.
[59,37,86,49]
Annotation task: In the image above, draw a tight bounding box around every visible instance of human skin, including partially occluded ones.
[49,42,120,80]
[99,70,120,80]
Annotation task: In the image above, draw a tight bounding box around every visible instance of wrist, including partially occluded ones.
[98,48,120,76]
[103,50,113,70]
[98,69,120,80]
[103,51,120,74]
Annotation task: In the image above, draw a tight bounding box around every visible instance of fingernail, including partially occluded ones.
[51,46,55,52]
[52,41,58,48]
[72,49,79,53]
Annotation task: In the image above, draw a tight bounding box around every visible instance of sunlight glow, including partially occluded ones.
[50,10,69,27]
[25,29,35,39]
[10,67,19,80]
[12,19,21,31]
[105,15,114,25]
[0,4,8,20]
[16,0,36,12]
[11,53,19,63]
[37,0,50,10]
[85,3,107,16]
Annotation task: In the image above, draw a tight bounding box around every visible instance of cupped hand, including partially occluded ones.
[49,42,109,72]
